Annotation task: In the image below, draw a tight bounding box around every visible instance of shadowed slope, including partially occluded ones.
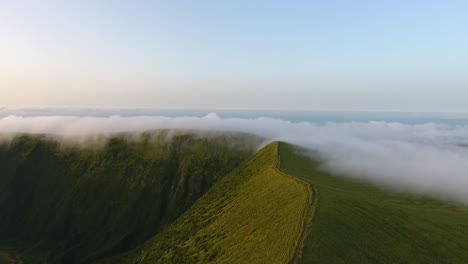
[279,142,468,264]
[0,132,257,263]
[104,142,311,264]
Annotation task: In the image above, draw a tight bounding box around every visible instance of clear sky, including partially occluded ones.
[1,1,467,111]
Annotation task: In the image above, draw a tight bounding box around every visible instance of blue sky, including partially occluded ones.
[1,1,467,111]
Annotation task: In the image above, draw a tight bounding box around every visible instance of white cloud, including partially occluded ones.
[1,111,468,204]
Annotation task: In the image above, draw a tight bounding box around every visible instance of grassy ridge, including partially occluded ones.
[279,142,468,264]
[277,154,316,264]
[0,131,257,263]
[104,142,311,264]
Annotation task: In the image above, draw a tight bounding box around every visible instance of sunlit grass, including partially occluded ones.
[105,142,311,264]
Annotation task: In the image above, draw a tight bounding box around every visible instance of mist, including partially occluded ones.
[1,112,468,204]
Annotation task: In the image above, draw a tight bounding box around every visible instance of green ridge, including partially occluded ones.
[0,132,257,263]
[279,142,468,264]
[4,137,462,264]
[104,142,311,264]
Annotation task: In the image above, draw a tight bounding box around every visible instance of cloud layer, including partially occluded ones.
[1,112,468,204]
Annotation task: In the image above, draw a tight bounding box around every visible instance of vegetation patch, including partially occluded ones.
[0,250,17,264]
[0,131,258,263]
[279,142,468,264]
[104,142,311,264]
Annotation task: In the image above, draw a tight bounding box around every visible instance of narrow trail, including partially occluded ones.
[274,143,318,264]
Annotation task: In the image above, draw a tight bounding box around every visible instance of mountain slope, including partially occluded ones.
[0,131,258,263]
[104,142,312,264]
[279,142,468,264]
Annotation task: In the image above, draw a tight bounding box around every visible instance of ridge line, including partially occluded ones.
[273,142,318,264]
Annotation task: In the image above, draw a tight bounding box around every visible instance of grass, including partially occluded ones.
[0,132,257,263]
[6,136,464,263]
[103,142,311,264]
[279,142,468,264]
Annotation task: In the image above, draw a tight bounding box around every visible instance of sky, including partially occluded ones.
[1,1,467,111]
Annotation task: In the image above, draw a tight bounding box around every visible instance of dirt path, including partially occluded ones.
[274,143,317,264]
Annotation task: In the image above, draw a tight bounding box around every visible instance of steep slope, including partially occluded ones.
[0,131,258,263]
[279,142,468,264]
[103,142,311,264]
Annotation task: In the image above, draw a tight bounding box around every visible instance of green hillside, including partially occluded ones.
[279,142,468,264]
[0,131,258,263]
[3,136,466,264]
[103,142,312,264]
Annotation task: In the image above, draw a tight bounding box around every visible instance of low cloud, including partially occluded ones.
[1,111,468,204]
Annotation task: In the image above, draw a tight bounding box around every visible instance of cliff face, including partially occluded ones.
[0,131,258,263]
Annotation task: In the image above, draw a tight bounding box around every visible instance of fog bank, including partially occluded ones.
[1,113,468,204]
